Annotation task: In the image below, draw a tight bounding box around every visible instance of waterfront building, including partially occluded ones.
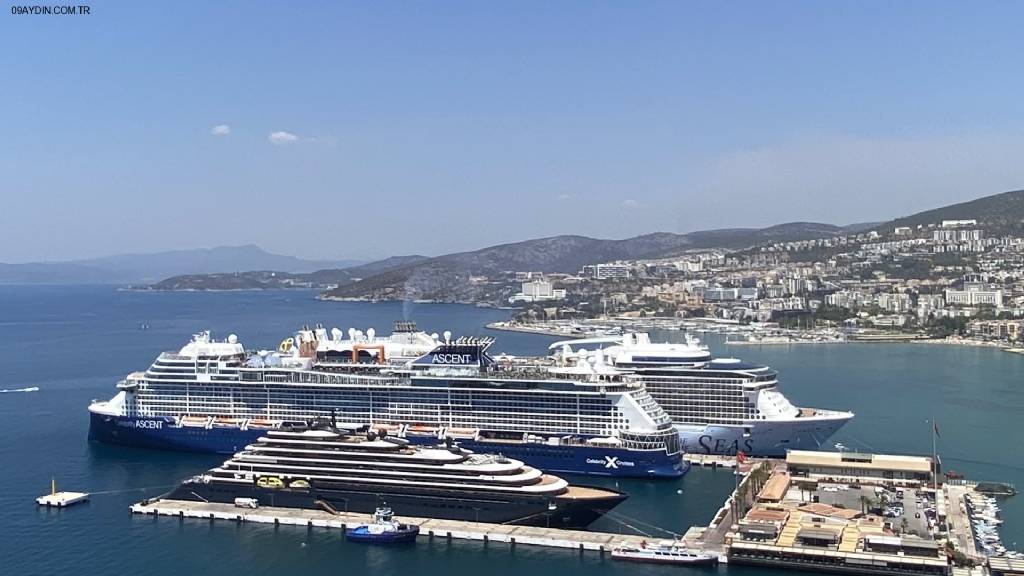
[509,280,565,303]
[945,287,1004,307]
[581,263,631,280]
[785,450,934,483]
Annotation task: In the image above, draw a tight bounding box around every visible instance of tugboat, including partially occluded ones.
[345,506,419,544]
[611,539,718,566]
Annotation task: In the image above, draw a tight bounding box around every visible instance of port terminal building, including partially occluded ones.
[726,450,951,576]
[785,450,935,484]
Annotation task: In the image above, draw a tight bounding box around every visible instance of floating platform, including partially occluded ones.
[37,491,90,507]
[131,499,710,557]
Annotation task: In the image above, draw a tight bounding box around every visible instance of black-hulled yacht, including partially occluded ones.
[164,420,627,528]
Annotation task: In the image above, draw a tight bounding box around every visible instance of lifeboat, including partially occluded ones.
[256,476,284,489]
[248,419,280,429]
[213,418,245,428]
[180,416,208,428]
[405,424,439,436]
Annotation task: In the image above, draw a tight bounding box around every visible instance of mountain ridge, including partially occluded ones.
[322,222,849,302]
[0,245,364,284]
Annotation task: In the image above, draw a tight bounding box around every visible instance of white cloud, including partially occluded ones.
[210,124,231,136]
[621,198,639,209]
[268,131,299,145]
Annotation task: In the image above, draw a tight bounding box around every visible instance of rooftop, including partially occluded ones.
[757,471,791,502]
[786,450,933,474]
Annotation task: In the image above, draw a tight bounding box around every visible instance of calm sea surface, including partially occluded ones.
[1,285,1021,575]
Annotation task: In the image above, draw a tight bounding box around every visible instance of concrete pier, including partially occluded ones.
[132,499,659,554]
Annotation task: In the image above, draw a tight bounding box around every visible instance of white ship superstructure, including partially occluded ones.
[550,333,853,456]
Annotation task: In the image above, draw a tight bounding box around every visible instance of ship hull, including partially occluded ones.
[164,480,626,528]
[676,413,852,456]
[89,412,687,478]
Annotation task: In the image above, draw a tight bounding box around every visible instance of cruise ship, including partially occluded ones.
[89,323,685,478]
[549,333,853,457]
[164,420,627,527]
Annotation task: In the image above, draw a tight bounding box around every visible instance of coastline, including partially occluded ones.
[484,322,586,338]
[486,319,1023,353]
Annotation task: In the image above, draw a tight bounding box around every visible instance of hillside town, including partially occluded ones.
[502,219,1024,346]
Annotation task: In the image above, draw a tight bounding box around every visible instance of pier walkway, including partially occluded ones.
[132,499,666,554]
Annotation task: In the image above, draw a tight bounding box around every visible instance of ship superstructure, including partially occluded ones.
[550,333,853,456]
[89,323,685,478]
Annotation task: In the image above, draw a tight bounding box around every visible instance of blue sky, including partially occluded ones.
[3,1,1024,262]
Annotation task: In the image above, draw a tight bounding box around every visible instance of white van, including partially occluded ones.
[234,497,259,509]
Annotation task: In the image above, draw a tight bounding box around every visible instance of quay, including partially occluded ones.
[684,454,739,468]
[131,499,673,556]
[484,321,589,339]
[132,448,1020,575]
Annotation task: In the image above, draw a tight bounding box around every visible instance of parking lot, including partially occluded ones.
[815,483,933,537]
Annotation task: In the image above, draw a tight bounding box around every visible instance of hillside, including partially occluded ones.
[879,189,1024,232]
[322,223,849,302]
[0,245,363,284]
[148,255,429,291]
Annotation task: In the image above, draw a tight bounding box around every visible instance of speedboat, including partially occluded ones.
[611,540,718,565]
[345,506,419,544]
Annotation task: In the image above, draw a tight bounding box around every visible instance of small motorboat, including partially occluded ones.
[611,539,718,566]
[345,506,419,544]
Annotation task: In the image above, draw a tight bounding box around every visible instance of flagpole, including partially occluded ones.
[931,417,938,492]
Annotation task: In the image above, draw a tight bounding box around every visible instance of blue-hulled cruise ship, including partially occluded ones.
[88,323,686,478]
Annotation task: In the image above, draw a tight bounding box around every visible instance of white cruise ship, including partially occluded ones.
[549,333,853,456]
[89,323,685,478]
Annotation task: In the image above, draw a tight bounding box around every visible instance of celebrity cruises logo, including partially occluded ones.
[586,456,636,469]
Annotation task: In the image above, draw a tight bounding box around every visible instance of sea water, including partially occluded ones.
[1,285,1020,575]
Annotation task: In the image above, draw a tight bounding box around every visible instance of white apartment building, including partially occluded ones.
[945,286,1003,307]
